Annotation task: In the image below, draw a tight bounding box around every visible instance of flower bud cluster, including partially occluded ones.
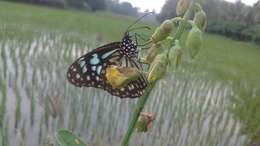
[105,2,206,91]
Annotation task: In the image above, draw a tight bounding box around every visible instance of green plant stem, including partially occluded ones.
[121,82,156,146]
[120,2,194,146]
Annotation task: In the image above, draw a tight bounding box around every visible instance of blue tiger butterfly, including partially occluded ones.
[66,14,152,98]
[67,32,147,98]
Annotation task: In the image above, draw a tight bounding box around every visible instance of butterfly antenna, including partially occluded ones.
[126,12,154,32]
[127,26,151,32]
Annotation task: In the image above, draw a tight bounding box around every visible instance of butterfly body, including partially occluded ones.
[120,33,138,58]
[67,33,147,98]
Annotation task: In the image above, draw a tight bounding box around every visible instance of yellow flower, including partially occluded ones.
[105,65,142,88]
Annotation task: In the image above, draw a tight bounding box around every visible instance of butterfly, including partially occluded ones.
[66,30,149,98]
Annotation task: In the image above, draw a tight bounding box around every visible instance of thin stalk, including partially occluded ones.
[120,2,194,146]
[120,82,156,146]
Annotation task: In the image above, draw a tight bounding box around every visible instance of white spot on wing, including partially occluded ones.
[82,66,87,73]
[76,73,80,79]
[79,60,86,68]
[97,65,102,75]
[91,66,96,71]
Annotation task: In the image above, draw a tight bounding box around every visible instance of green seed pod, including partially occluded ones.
[194,10,207,31]
[144,43,162,64]
[176,0,189,16]
[169,40,182,71]
[151,19,173,43]
[186,24,202,59]
[148,53,168,83]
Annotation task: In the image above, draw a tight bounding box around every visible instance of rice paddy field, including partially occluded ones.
[0,1,260,146]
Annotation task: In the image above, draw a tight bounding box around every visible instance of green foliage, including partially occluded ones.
[85,0,106,11]
[65,0,90,10]
[2,0,106,11]
[106,1,139,17]
[0,82,7,128]
[191,33,260,87]
[0,1,151,41]
[56,129,87,146]
[242,24,260,43]
[157,0,178,22]
[2,0,141,17]
[231,84,260,143]
[158,0,260,43]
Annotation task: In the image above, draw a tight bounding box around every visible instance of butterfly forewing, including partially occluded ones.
[67,42,147,98]
[67,42,121,87]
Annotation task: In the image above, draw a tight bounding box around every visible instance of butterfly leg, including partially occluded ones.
[127,26,151,32]
[134,33,151,47]
[125,57,129,67]
[138,58,150,65]
[136,33,150,42]
[140,46,151,50]
[133,33,139,46]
